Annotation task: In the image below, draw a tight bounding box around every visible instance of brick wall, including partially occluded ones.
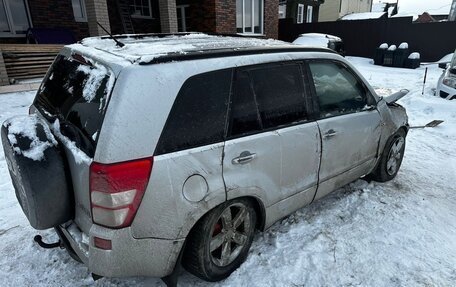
[215,0,236,34]
[86,0,111,35]
[27,0,89,41]
[159,0,178,32]
[264,0,279,39]
[176,0,278,38]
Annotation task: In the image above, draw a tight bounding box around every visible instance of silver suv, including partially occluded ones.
[1,34,408,286]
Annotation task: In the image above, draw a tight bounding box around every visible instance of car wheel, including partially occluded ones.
[183,198,256,282]
[369,129,406,182]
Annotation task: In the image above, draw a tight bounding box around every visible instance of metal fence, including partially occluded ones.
[279,17,456,62]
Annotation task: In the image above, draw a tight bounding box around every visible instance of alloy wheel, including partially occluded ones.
[210,203,252,267]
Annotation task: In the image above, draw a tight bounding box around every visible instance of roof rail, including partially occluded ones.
[140,46,337,65]
[97,32,265,41]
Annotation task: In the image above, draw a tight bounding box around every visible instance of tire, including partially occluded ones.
[1,116,73,230]
[183,198,257,282]
[369,129,406,182]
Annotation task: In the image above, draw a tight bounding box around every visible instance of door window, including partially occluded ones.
[249,64,307,129]
[229,63,308,137]
[309,61,368,118]
[229,71,262,137]
[155,69,232,155]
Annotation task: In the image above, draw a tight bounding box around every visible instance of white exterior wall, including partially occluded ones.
[340,0,372,16]
[319,0,372,22]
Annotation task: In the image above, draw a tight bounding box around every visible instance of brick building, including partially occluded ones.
[0,0,279,43]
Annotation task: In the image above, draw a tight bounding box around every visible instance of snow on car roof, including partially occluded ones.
[340,12,386,20]
[68,33,307,65]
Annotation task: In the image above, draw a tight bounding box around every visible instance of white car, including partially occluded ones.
[436,50,456,100]
[293,33,345,56]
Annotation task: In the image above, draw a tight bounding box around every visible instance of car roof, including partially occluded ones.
[68,32,336,65]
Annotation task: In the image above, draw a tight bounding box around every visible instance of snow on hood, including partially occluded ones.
[3,115,57,161]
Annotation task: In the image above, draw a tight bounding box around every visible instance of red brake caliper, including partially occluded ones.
[213,221,222,236]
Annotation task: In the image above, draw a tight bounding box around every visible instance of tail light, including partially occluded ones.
[89,157,153,228]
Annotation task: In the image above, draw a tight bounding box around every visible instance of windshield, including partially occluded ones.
[34,55,115,157]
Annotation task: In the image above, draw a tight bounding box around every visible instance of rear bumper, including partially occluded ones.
[57,223,184,278]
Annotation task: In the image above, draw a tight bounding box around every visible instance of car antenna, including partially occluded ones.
[96,21,125,48]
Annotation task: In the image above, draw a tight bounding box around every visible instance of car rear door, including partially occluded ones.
[306,60,382,200]
[223,62,320,216]
[32,55,116,235]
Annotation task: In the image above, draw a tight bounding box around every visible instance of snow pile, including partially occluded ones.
[340,12,386,20]
[379,43,388,49]
[398,42,409,49]
[388,45,397,51]
[3,115,57,161]
[408,52,420,60]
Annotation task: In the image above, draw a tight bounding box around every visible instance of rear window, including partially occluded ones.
[154,69,232,155]
[34,55,115,157]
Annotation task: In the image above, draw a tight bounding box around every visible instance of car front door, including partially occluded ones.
[307,60,382,200]
[223,63,321,221]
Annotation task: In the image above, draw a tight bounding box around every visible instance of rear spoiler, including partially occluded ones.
[383,89,409,104]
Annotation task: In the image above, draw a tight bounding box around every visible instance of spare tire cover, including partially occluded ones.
[1,115,73,230]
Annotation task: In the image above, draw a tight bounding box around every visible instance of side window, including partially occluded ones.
[155,69,232,155]
[309,61,368,118]
[230,71,262,137]
[249,64,307,129]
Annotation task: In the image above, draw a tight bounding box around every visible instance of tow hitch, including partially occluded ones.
[34,235,61,249]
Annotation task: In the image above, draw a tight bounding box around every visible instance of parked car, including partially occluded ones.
[1,33,408,286]
[436,50,456,100]
[293,33,346,56]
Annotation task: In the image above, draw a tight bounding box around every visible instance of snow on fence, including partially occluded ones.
[279,17,456,62]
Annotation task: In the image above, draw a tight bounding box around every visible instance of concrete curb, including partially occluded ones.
[0,83,40,95]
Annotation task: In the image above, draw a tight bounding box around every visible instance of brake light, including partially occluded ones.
[89,158,153,228]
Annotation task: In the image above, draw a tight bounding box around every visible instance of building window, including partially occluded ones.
[306,5,313,23]
[0,0,31,37]
[177,5,190,32]
[236,0,263,35]
[279,0,286,19]
[297,4,304,24]
[71,0,87,22]
[130,0,152,19]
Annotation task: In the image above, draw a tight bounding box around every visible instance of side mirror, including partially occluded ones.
[438,62,449,69]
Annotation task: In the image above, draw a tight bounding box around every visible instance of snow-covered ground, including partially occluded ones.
[1,58,455,286]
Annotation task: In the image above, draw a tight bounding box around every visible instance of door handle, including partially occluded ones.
[323,129,338,139]
[232,151,257,165]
